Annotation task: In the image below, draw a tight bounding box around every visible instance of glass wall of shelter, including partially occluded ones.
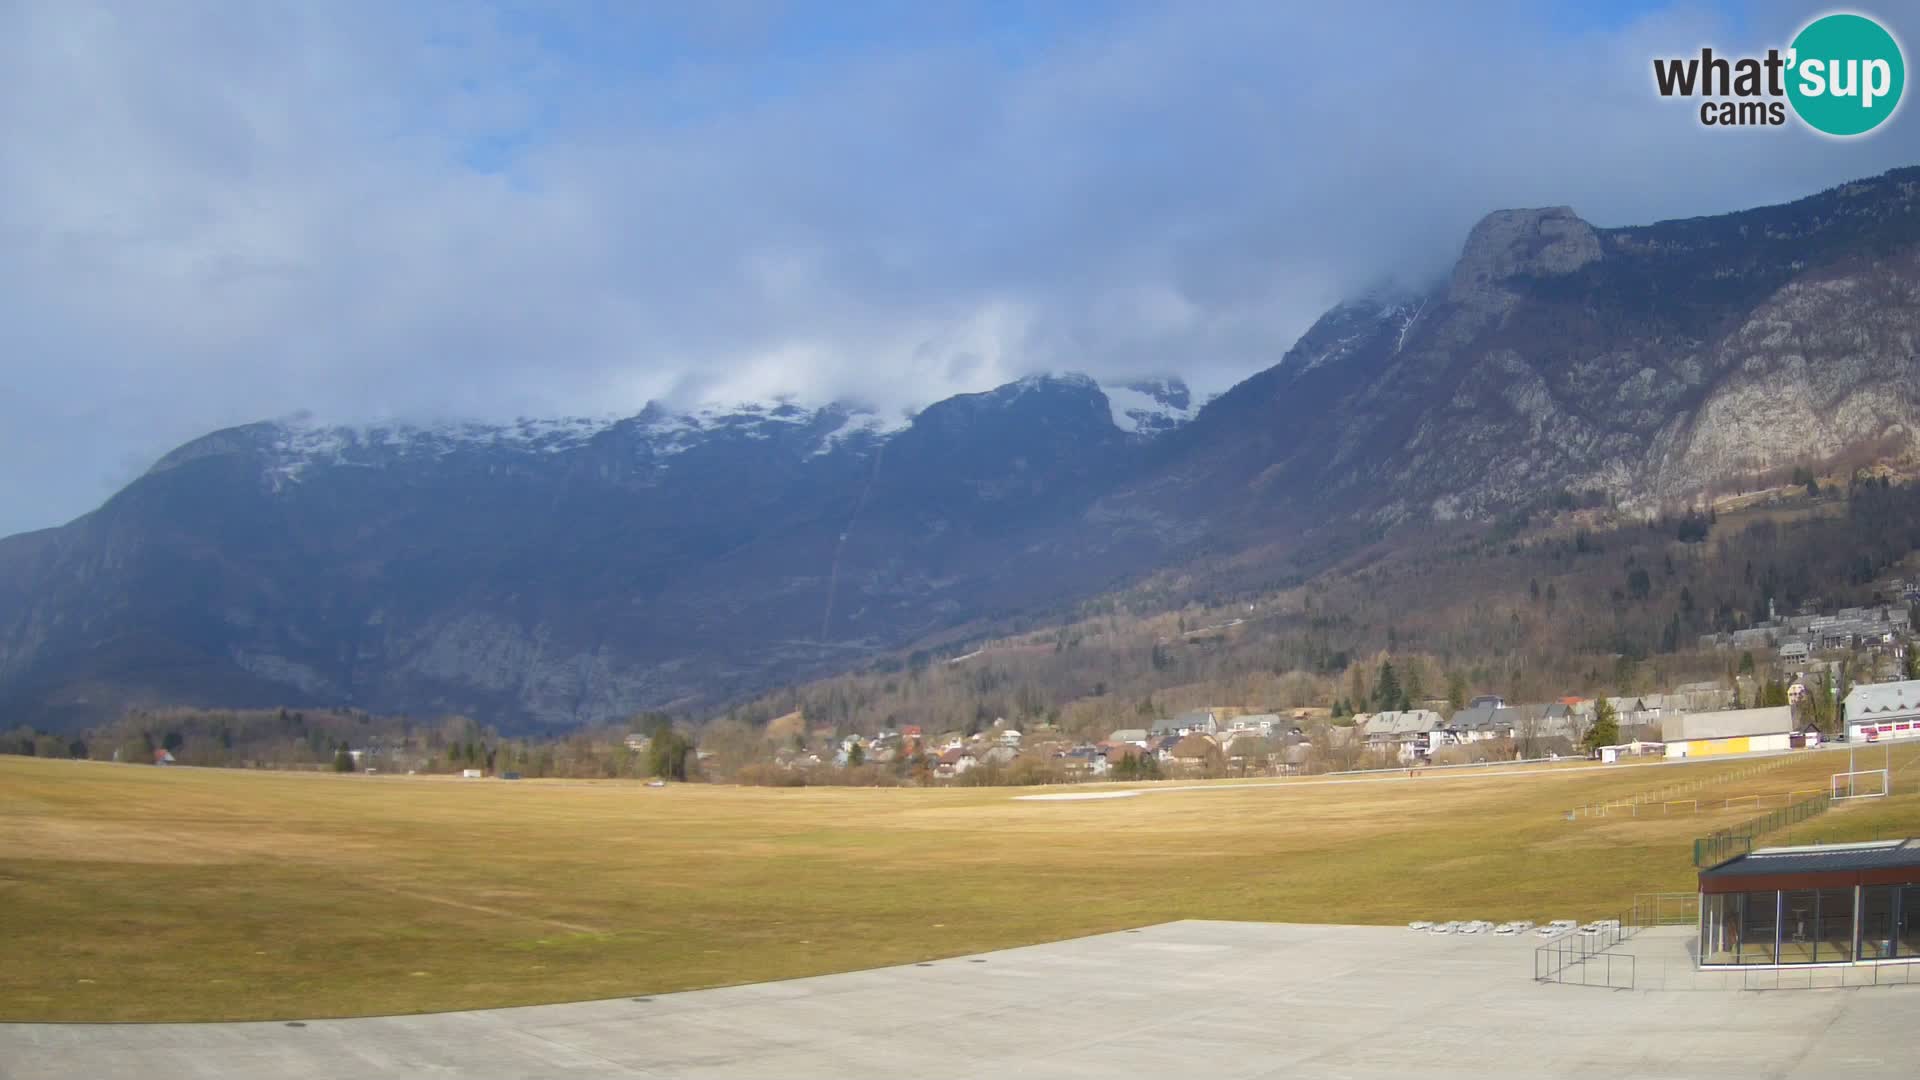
[1701,884,1920,966]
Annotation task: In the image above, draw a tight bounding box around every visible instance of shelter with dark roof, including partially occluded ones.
[1698,840,1920,967]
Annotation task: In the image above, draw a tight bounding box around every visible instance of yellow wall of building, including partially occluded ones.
[1689,736,1751,757]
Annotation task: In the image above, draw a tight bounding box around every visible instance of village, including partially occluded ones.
[766,675,1920,784]
[739,594,1920,785]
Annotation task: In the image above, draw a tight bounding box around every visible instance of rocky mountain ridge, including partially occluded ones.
[169,374,1200,494]
[1147,167,1920,526]
[0,375,1194,730]
[9,168,1920,729]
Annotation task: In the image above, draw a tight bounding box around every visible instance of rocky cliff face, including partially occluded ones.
[1649,259,1920,496]
[1150,167,1920,525]
[1447,206,1602,311]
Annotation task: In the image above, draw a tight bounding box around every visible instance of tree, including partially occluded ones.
[1372,660,1407,713]
[1903,644,1920,682]
[847,742,865,768]
[1514,709,1543,759]
[1583,697,1619,754]
[1112,750,1161,781]
[332,747,355,773]
[1801,676,1833,734]
[648,729,694,781]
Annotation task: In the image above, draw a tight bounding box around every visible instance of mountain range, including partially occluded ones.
[8,167,1920,730]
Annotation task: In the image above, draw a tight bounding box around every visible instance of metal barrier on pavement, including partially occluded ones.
[1533,919,1636,987]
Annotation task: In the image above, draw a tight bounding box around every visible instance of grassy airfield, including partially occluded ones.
[2,746,1916,1021]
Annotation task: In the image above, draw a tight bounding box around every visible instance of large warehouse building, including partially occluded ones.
[1842,679,1920,744]
[1661,706,1794,759]
[1699,840,1920,967]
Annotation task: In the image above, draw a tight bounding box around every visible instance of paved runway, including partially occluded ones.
[4,921,1917,1078]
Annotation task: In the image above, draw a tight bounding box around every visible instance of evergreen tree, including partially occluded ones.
[648,729,694,781]
[1372,660,1406,712]
[1583,697,1619,754]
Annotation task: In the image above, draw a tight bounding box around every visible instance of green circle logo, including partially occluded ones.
[1787,13,1905,136]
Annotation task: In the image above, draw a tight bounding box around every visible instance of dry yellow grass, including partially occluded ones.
[1,746,1917,1021]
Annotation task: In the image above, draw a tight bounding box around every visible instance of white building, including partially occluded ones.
[1357,709,1447,763]
[1661,707,1794,759]
[1226,713,1281,736]
[1842,679,1920,744]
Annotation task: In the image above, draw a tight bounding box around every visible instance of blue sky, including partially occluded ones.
[1,0,1917,536]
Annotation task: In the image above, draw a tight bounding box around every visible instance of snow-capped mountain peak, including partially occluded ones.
[1100,377,1199,436]
[158,372,1200,493]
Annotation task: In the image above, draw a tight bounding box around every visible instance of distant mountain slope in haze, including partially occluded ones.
[10,169,1920,730]
[0,376,1194,730]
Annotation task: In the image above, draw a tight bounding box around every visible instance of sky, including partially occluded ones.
[3,0,1919,536]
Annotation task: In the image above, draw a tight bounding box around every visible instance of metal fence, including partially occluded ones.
[1535,946,1635,989]
[1563,756,1791,820]
[1630,892,1698,929]
[1533,919,1636,987]
[1735,963,1920,990]
[1691,792,1831,867]
[1532,893,1920,992]
[1622,954,1920,991]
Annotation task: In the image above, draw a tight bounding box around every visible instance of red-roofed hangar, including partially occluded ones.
[1700,840,1920,966]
